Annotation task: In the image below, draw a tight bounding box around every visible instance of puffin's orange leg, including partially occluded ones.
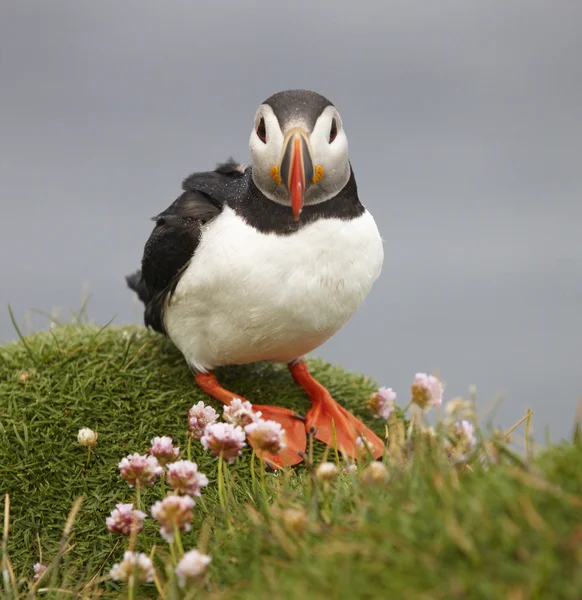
[195,373,306,468]
[288,360,384,460]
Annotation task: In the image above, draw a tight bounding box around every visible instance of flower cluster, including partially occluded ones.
[411,373,443,410]
[245,419,286,454]
[201,422,246,463]
[223,398,260,428]
[175,549,212,588]
[106,503,147,536]
[33,562,47,582]
[316,462,339,482]
[151,494,195,542]
[447,419,478,460]
[188,401,218,439]
[149,436,180,466]
[367,387,396,420]
[361,461,389,485]
[110,551,155,583]
[77,428,98,447]
[167,460,209,497]
[118,453,163,487]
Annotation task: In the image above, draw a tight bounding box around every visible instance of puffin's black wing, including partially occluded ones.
[126,159,247,334]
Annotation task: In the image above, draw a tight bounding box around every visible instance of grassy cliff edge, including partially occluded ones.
[1,324,581,598]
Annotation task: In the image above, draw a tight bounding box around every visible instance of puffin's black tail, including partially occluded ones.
[126,270,150,306]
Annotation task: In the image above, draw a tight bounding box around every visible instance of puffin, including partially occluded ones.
[126,89,384,468]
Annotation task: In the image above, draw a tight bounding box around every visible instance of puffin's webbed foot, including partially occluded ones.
[288,360,384,459]
[195,373,306,468]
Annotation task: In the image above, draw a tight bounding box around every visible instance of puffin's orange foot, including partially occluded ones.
[288,360,384,460]
[194,373,306,469]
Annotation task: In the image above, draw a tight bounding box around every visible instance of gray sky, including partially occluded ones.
[2,1,581,442]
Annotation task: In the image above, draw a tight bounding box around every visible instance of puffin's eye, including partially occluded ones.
[256,118,267,143]
[329,118,338,143]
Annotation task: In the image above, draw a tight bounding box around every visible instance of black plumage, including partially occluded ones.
[126,159,244,333]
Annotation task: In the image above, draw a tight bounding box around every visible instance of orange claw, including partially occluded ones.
[288,360,384,459]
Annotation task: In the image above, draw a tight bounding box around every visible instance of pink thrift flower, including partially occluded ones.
[452,419,477,456]
[151,495,195,542]
[188,401,218,439]
[201,422,246,464]
[106,503,147,536]
[110,551,154,583]
[368,387,396,419]
[175,549,212,587]
[33,562,47,581]
[223,398,260,428]
[167,460,209,497]
[411,373,443,410]
[118,453,162,487]
[244,419,286,454]
[149,436,180,466]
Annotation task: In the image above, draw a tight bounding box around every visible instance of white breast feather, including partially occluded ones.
[164,207,384,372]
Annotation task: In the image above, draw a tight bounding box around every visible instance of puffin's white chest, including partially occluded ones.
[164,207,383,371]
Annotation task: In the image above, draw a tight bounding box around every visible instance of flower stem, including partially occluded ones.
[160,471,166,497]
[173,524,184,558]
[250,449,257,498]
[135,481,142,513]
[169,538,178,566]
[217,455,227,517]
[187,436,192,461]
[259,457,268,509]
[128,570,136,600]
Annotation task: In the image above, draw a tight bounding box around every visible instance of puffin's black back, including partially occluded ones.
[126,159,246,333]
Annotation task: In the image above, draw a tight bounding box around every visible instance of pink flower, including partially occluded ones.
[411,373,443,410]
[450,419,477,457]
[223,398,260,428]
[175,549,212,587]
[33,562,47,581]
[167,460,209,497]
[201,422,246,463]
[118,453,162,487]
[244,419,286,454]
[188,401,218,440]
[151,495,195,542]
[110,551,154,583]
[106,503,147,536]
[149,436,180,466]
[368,387,396,419]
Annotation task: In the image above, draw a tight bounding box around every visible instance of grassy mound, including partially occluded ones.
[1,324,581,598]
[0,326,381,576]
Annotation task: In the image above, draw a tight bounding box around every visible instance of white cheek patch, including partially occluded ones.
[307,107,350,203]
[249,106,289,204]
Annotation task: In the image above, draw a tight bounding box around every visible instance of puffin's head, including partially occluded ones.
[249,89,351,220]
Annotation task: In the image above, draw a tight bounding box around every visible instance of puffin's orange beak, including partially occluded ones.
[280,129,314,221]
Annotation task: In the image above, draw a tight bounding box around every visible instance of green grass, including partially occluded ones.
[1,324,581,598]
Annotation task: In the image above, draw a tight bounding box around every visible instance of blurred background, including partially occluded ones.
[1,1,581,442]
